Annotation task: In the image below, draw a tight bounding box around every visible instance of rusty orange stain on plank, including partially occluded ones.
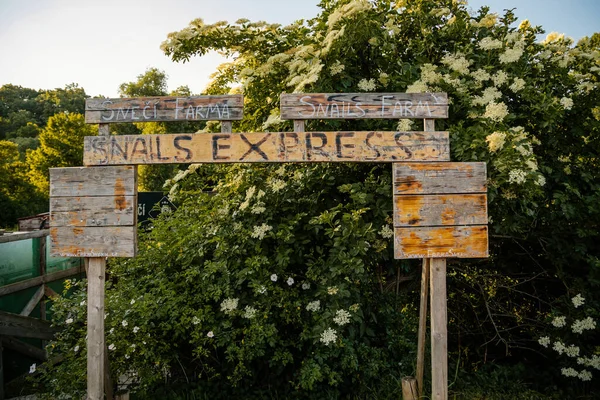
[114,178,127,211]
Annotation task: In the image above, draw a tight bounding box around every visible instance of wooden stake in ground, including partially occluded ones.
[416,258,430,397]
[87,257,106,400]
[429,258,447,400]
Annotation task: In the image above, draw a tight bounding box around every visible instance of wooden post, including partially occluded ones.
[221,120,232,133]
[401,376,418,400]
[416,258,430,397]
[87,257,106,400]
[430,258,447,400]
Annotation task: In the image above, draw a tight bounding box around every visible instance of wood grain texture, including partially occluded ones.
[0,265,83,297]
[87,257,105,400]
[0,310,57,339]
[83,131,450,165]
[50,196,135,227]
[394,225,488,259]
[393,162,487,194]
[1,336,47,361]
[430,258,448,400]
[49,226,137,258]
[20,285,45,316]
[401,376,418,400]
[416,259,429,399]
[394,194,487,227]
[85,95,243,123]
[280,93,448,119]
[50,166,136,197]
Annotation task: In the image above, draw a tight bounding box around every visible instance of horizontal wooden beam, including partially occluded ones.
[50,226,137,258]
[85,95,243,123]
[83,131,450,165]
[0,229,48,244]
[44,285,59,299]
[0,265,84,297]
[0,310,58,339]
[49,166,136,197]
[394,225,489,259]
[393,162,487,195]
[280,93,448,120]
[1,336,47,361]
[394,194,488,227]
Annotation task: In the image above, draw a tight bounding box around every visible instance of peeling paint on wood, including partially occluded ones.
[85,95,243,123]
[83,131,450,165]
[394,225,488,259]
[280,93,448,119]
[50,166,136,197]
[50,196,135,227]
[49,226,137,258]
[393,162,487,194]
[394,194,487,227]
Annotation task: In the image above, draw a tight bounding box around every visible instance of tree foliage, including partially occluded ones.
[38,0,599,397]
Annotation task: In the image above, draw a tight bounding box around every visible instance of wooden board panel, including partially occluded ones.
[280,93,448,119]
[50,196,136,227]
[394,225,488,259]
[49,226,136,258]
[50,166,136,197]
[85,95,243,123]
[394,194,487,227]
[393,162,486,194]
[83,131,450,165]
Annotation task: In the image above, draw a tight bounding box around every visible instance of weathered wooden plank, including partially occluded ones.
[1,336,47,361]
[50,166,136,197]
[393,162,487,194]
[416,258,429,399]
[280,93,448,119]
[87,257,106,400]
[49,226,137,258]
[430,258,448,400]
[85,95,243,123]
[20,285,45,316]
[50,196,135,227]
[394,194,487,227]
[394,225,488,259]
[0,229,48,244]
[83,131,450,165]
[0,265,83,297]
[0,310,57,339]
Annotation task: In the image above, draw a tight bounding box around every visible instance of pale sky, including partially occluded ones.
[0,0,598,98]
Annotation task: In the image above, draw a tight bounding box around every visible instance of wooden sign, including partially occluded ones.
[280,93,448,120]
[393,162,488,259]
[49,166,137,258]
[83,131,450,165]
[85,95,243,123]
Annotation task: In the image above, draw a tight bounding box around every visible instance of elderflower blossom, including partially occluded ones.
[483,102,509,122]
[578,370,592,381]
[306,300,321,312]
[251,204,266,214]
[378,72,389,86]
[509,78,526,92]
[243,306,257,319]
[538,336,551,348]
[553,341,566,355]
[192,316,200,325]
[565,345,581,358]
[560,97,574,110]
[320,327,338,345]
[572,294,585,308]
[420,63,441,84]
[492,71,508,86]
[441,53,472,75]
[485,132,506,152]
[328,286,339,295]
[406,80,428,93]
[508,169,527,184]
[525,159,538,171]
[535,175,546,186]
[220,298,239,314]
[270,178,287,192]
[330,61,345,75]
[251,223,272,240]
[499,46,524,63]
[357,78,376,91]
[397,119,413,131]
[333,309,351,326]
[479,37,503,50]
[472,87,502,106]
[561,367,578,377]
[471,69,491,82]
[572,317,596,334]
[552,316,567,327]
[379,225,394,239]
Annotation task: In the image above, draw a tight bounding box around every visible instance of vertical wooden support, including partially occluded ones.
[416,258,430,397]
[221,121,232,133]
[293,120,305,132]
[87,257,106,400]
[39,236,47,349]
[430,258,448,400]
[401,376,418,400]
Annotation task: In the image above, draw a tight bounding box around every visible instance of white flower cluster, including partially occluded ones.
[192,316,201,325]
[270,178,287,192]
[472,87,502,106]
[538,336,550,347]
[302,282,311,290]
[572,317,595,334]
[243,306,257,319]
[251,223,273,240]
[379,225,394,239]
[560,97,574,110]
[552,316,567,328]
[485,132,506,152]
[220,297,239,314]
[471,69,490,82]
[287,277,294,286]
[499,42,524,64]
[357,78,376,91]
[330,60,345,75]
[333,309,351,326]
[561,367,592,381]
[479,37,503,50]
[306,300,321,312]
[508,169,527,185]
[396,119,413,131]
[441,53,472,75]
[572,293,585,308]
[320,327,338,345]
[509,78,526,92]
[483,102,509,122]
